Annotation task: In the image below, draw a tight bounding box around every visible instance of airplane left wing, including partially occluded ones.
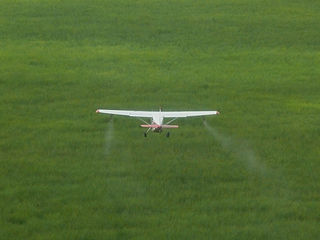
[162,111,219,118]
[96,109,154,118]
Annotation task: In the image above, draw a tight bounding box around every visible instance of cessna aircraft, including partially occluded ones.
[96,108,219,137]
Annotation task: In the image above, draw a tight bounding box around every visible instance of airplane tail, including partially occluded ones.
[140,124,179,128]
[140,124,160,128]
[161,125,179,128]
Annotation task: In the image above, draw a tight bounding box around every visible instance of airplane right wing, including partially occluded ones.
[161,111,219,118]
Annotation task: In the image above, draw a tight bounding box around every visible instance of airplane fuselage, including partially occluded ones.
[152,125,162,132]
[151,113,164,126]
[149,114,163,132]
[151,122,162,132]
[140,113,178,133]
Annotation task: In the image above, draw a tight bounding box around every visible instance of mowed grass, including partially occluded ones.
[1,0,320,239]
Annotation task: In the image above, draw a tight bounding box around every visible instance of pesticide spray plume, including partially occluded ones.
[203,119,268,176]
[104,118,114,155]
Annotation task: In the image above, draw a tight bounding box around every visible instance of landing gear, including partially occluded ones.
[166,132,170,138]
[144,127,151,137]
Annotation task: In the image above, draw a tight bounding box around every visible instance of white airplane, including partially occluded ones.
[96,108,220,137]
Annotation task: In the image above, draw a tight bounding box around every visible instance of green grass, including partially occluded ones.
[1,0,320,239]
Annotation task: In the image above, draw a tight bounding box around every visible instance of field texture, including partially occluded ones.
[1,0,320,239]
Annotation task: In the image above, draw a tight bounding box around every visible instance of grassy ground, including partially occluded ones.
[1,0,320,239]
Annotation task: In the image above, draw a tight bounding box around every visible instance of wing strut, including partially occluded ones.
[165,118,178,125]
[138,117,149,125]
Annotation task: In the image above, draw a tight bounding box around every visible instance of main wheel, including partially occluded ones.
[166,132,170,138]
[144,132,147,137]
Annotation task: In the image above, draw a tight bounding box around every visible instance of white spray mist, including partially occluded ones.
[104,119,114,155]
[203,120,268,176]
[203,120,293,200]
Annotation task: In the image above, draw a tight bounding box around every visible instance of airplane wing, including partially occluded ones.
[96,109,154,118]
[162,111,219,118]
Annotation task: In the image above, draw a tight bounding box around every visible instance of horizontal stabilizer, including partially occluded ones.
[161,125,179,128]
[140,124,160,128]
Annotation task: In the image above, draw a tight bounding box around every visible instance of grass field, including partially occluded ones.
[1,0,320,239]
